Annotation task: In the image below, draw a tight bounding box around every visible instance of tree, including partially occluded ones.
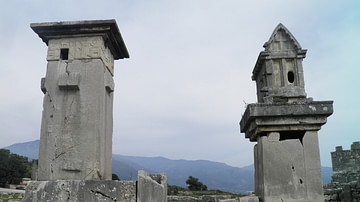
[112,173,120,180]
[0,149,31,187]
[186,176,208,191]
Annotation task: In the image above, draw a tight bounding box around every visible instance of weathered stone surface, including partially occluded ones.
[200,195,231,202]
[238,196,259,202]
[240,101,333,141]
[254,131,324,202]
[168,195,233,202]
[30,19,129,73]
[324,142,360,201]
[331,141,360,183]
[31,20,129,181]
[137,170,167,202]
[239,23,333,202]
[252,23,307,103]
[168,196,199,202]
[23,180,136,202]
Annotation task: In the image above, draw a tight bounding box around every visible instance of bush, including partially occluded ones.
[0,149,31,187]
[186,176,208,191]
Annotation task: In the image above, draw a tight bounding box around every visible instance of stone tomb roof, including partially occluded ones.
[252,23,307,81]
[30,19,129,60]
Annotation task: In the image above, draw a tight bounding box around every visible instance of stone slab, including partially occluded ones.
[137,170,167,202]
[23,180,136,202]
[240,101,333,141]
[30,19,129,60]
[254,132,324,202]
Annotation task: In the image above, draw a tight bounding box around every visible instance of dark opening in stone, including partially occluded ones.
[288,71,295,83]
[279,131,305,145]
[60,48,69,60]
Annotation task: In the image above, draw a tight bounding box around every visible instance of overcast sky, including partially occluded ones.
[0,0,359,168]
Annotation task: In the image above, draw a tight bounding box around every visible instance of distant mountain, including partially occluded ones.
[113,154,254,193]
[2,140,332,193]
[3,139,40,160]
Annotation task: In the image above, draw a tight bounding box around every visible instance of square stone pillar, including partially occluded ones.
[31,20,129,180]
[254,131,323,202]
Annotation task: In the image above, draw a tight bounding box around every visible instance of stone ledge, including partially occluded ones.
[240,101,333,141]
[31,19,129,60]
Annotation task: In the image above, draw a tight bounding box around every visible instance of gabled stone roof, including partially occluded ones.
[252,23,307,81]
[263,23,302,51]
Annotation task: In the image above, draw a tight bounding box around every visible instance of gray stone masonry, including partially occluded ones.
[331,141,360,183]
[167,195,232,202]
[324,142,360,201]
[23,180,137,202]
[31,19,129,181]
[167,195,258,202]
[23,170,168,202]
[240,23,333,202]
[137,170,168,202]
[220,196,259,202]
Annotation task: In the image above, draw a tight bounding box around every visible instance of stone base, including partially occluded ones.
[254,132,324,202]
[23,180,136,202]
[219,196,259,202]
[23,170,167,202]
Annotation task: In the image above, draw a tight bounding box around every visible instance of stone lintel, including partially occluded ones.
[240,101,333,141]
[30,19,129,60]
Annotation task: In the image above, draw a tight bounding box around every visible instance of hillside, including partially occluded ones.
[3,140,332,193]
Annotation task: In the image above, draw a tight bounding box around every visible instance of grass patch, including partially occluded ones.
[0,192,24,201]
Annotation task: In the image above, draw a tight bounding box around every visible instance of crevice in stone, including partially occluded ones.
[279,131,305,145]
[85,169,95,179]
[90,189,117,201]
[54,150,67,160]
[53,144,79,161]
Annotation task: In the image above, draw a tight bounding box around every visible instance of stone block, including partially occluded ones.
[199,195,231,201]
[23,180,136,202]
[137,170,167,202]
[40,77,46,94]
[37,59,114,180]
[219,199,239,202]
[254,131,324,202]
[239,196,259,202]
[167,195,199,202]
[240,101,333,141]
[58,72,80,90]
[351,141,360,150]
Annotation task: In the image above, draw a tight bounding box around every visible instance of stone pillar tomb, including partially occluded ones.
[24,20,167,202]
[31,19,129,181]
[240,23,333,202]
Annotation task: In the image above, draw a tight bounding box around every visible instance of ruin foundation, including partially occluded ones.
[24,170,167,202]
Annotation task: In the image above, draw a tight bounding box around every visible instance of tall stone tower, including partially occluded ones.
[31,20,129,180]
[240,24,333,202]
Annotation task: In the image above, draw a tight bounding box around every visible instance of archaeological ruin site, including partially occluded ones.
[20,19,347,202]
